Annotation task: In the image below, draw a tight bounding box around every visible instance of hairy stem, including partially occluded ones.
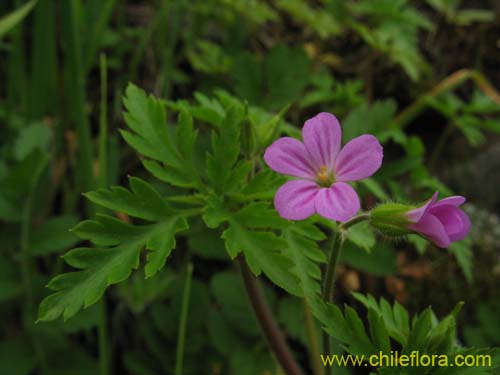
[238,257,302,375]
[321,213,370,375]
[321,232,343,374]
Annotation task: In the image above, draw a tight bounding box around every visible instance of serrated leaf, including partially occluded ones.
[84,176,173,221]
[352,293,409,346]
[323,303,378,356]
[122,84,197,188]
[206,106,243,193]
[122,84,178,164]
[283,222,328,323]
[368,308,391,354]
[38,213,186,321]
[202,195,227,229]
[222,218,301,296]
[234,202,287,229]
[405,308,433,352]
[144,217,188,278]
[142,160,194,188]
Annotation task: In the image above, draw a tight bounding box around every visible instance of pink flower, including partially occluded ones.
[263,112,383,222]
[407,192,471,248]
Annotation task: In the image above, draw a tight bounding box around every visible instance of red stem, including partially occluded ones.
[238,256,303,375]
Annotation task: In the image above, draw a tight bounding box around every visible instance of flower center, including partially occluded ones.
[316,165,335,187]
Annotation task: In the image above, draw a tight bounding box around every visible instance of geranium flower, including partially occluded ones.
[406,192,471,248]
[264,112,383,222]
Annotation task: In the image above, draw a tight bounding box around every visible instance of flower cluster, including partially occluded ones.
[264,112,470,248]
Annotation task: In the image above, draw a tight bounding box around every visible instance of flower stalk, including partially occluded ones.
[321,213,370,375]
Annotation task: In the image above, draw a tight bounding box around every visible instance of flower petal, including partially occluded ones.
[274,180,318,220]
[264,137,315,179]
[302,112,342,170]
[314,182,360,222]
[409,213,451,248]
[432,196,466,208]
[334,134,383,182]
[406,191,439,223]
[430,205,471,242]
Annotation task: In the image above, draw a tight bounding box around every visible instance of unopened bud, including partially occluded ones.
[370,203,414,236]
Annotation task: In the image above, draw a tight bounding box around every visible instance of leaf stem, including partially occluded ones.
[238,256,302,375]
[321,212,370,375]
[175,263,193,375]
[394,69,500,129]
[321,232,343,374]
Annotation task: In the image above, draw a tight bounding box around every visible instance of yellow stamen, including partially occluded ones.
[317,165,329,183]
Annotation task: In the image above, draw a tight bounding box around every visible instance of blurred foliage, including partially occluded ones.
[0,0,499,374]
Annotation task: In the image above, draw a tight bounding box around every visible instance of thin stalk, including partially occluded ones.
[97,53,110,375]
[321,232,343,375]
[20,154,48,373]
[83,0,117,74]
[63,1,94,212]
[175,263,193,375]
[303,300,323,375]
[321,213,370,375]
[98,54,108,189]
[238,256,302,375]
[394,69,500,129]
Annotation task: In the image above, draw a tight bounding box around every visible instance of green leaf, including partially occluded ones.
[275,0,342,38]
[342,100,398,142]
[232,45,311,110]
[454,9,495,26]
[37,181,187,321]
[345,221,376,252]
[0,0,38,38]
[206,106,243,193]
[283,222,328,323]
[450,238,473,283]
[368,308,391,354]
[233,202,287,229]
[122,84,178,164]
[144,218,188,278]
[405,307,433,352]
[13,121,51,161]
[352,293,409,346]
[202,194,227,229]
[322,303,378,355]
[122,84,196,188]
[84,176,174,221]
[222,217,301,296]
